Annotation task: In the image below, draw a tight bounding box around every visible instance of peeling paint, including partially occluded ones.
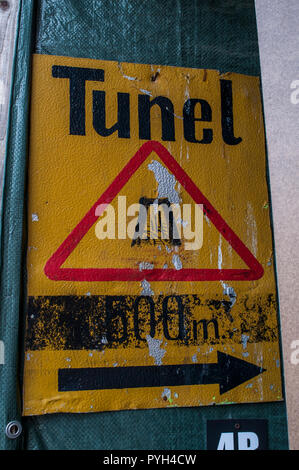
[172,254,182,270]
[148,160,180,204]
[218,236,222,269]
[222,283,237,309]
[117,62,139,81]
[146,335,166,366]
[162,387,171,399]
[246,202,258,257]
[241,334,250,350]
[101,334,108,345]
[32,213,39,222]
[204,214,211,226]
[141,279,154,296]
[139,88,152,96]
[192,353,197,363]
[139,262,154,271]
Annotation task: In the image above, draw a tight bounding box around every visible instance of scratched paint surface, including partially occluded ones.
[23,54,282,415]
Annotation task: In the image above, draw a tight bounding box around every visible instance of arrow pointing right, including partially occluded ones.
[213,351,266,394]
[58,351,266,395]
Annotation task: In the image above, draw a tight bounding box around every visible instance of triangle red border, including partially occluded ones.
[44,141,264,282]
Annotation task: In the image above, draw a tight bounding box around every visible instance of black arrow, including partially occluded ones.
[58,352,266,395]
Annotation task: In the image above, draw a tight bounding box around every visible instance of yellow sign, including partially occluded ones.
[23,54,282,415]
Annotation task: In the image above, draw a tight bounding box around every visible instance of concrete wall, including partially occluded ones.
[0,0,19,198]
[255,0,299,450]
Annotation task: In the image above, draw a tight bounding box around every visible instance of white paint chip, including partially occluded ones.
[139,88,152,96]
[222,283,237,308]
[139,262,154,271]
[148,159,180,204]
[146,335,166,366]
[162,388,171,399]
[172,254,182,270]
[141,279,154,296]
[241,334,250,350]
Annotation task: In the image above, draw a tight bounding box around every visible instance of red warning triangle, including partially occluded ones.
[44,141,264,282]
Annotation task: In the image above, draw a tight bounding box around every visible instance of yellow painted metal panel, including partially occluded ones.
[23,54,282,415]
